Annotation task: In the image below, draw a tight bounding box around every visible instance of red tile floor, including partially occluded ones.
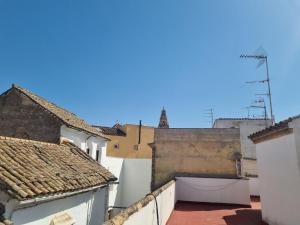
[167,197,268,225]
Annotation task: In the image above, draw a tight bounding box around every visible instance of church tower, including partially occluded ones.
[158,107,169,128]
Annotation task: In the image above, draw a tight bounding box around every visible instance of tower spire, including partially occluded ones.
[158,107,169,128]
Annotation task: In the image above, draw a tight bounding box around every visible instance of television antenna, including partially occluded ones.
[203,108,214,128]
[240,47,275,124]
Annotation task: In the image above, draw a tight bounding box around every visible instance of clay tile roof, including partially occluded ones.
[0,136,116,200]
[93,125,126,136]
[249,115,300,140]
[10,84,109,140]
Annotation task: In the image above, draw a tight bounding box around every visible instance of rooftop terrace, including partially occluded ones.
[167,197,266,225]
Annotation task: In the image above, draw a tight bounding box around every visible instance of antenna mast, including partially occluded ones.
[240,52,275,124]
[204,108,214,128]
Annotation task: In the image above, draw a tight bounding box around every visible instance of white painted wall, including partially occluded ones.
[103,156,152,211]
[102,156,125,209]
[123,182,176,225]
[248,177,259,196]
[60,125,107,164]
[175,177,250,205]
[256,131,300,225]
[3,187,108,225]
[122,159,152,207]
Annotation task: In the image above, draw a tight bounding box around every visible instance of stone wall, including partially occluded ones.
[151,128,241,190]
[0,88,61,143]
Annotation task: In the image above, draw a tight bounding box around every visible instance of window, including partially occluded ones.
[133,144,139,151]
[96,150,100,162]
[86,148,90,155]
[114,144,119,149]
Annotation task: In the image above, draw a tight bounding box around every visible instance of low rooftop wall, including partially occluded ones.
[176,177,251,205]
[103,180,176,225]
[103,176,251,225]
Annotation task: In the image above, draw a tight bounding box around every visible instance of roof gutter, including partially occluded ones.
[16,184,108,209]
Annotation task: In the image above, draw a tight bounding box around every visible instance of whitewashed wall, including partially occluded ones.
[122,159,152,207]
[256,131,300,225]
[123,182,176,225]
[102,156,125,209]
[3,187,107,225]
[60,125,107,163]
[248,177,259,196]
[103,156,152,210]
[176,177,250,205]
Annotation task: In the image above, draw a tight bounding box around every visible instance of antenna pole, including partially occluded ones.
[240,53,275,124]
[203,108,214,128]
[265,57,274,123]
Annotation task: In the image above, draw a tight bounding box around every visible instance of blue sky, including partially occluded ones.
[0,0,299,127]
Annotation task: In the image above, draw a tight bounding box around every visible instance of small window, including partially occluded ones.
[133,144,139,151]
[114,144,119,149]
[86,148,90,155]
[96,150,100,161]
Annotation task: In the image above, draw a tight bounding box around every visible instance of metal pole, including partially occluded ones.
[265,57,274,124]
[211,108,214,128]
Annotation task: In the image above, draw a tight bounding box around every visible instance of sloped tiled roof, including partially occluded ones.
[0,136,116,200]
[249,115,300,141]
[93,124,126,136]
[9,84,108,140]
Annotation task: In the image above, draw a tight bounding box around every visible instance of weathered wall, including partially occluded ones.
[152,128,241,190]
[213,119,272,177]
[242,158,258,177]
[106,124,154,159]
[0,88,61,143]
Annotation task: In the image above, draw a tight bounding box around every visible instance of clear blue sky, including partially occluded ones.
[0,0,299,127]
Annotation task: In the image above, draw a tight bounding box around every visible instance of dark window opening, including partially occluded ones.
[96,150,100,161]
[86,148,90,155]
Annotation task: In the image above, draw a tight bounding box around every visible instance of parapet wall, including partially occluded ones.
[103,180,176,225]
[151,128,241,190]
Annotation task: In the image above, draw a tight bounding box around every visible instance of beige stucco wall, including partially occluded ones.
[152,128,241,189]
[106,124,154,159]
[242,159,258,176]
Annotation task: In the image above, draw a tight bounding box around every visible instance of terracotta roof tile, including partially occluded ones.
[10,84,108,140]
[93,125,126,136]
[0,136,116,200]
[249,115,300,140]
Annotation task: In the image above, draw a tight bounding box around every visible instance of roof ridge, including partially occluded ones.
[0,136,60,146]
[9,84,108,140]
[13,85,78,116]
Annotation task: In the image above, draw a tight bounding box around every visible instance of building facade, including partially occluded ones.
[0,84,109,164]
[94,123,154,159]
[250,115,300,225]
[93,123,154,216]
[150,128,242,190]
[213,118,272,196]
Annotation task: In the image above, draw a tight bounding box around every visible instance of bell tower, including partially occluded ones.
[158,107,169,128]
